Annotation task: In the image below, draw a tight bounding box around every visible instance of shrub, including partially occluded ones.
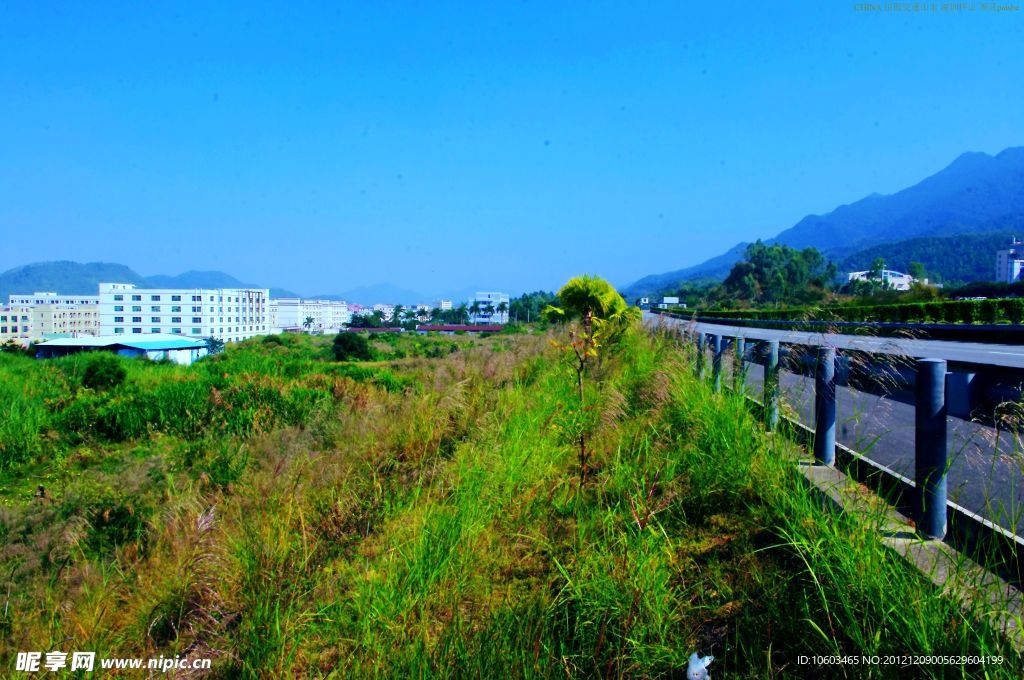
[333,332,373,361]
[81,353,128,391]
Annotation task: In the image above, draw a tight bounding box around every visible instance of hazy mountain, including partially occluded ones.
[317,283,427,305]
[623,146,1024,298]
[0,261,298,300]
[0,261,149,300]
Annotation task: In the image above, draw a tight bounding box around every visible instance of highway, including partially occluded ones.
[644,311,1024,535]
[644,312,1024,369]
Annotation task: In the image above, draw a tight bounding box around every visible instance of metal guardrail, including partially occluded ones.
[668,320,1024,586]
[659,310,1024,343]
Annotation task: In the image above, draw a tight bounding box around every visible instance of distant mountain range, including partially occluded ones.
[0,261,466,305]
[623,146,1024,297]
[0,261,301,301]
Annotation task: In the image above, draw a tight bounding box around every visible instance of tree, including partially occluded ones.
[469,301,482,322]
[547,275,639,487]
[332,332,373,361]
[868,257,886,282]
[303,316,315,331]
[205,336,225,355]
[497,300,509,323]
[722,241,836,305]
[483,303,495,323]
[908,261,927,281]
[81,353,127,390]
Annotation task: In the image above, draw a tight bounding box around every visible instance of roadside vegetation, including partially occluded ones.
[0,278,1019,676]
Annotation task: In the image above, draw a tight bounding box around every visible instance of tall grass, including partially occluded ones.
[0,329,1019,677]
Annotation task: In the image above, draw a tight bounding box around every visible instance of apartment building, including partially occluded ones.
[469,292,510,324]
[98,283,269,343]
[0,307,31,343]
[270,298,351,333]
[31,304,100,337]
[8,292,99,307]
[996,239,1024,283]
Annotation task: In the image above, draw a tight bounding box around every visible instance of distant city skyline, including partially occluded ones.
[2,3,1022,294]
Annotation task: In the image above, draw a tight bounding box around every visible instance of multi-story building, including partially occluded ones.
[98,283,269,343]
[469,292,510,324]
[996,239,1024,283]
[270,298,351,333]
[0,306,32,343]
[373,304,396,322]
[31,304,100,338]
[8,292,99,307]
[436,299,453,311]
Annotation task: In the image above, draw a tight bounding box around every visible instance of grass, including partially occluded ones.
[0,327,1019,677]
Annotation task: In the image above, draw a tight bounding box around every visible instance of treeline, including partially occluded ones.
[692,297,1024,325]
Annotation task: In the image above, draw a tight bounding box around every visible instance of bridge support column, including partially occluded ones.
[814,347,837,466]
[764,340,780,432]
[734,337,747,394]
[696,333,706,380]
[915,358,948,540]
[711,334,723,393]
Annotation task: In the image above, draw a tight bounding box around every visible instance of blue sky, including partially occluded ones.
[1,2,1022,297]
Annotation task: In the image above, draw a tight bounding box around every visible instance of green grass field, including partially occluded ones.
[0,327,1019,677]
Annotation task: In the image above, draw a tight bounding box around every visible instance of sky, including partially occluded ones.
[2,2,1023,298]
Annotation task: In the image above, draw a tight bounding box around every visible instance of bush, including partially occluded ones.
[81,353,128,391]
[333,333,373,361]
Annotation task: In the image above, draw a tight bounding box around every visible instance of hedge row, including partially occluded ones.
[688,298,1024,325]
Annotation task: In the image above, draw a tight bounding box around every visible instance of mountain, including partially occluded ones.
[0,261,150,300]
[838,219,1024,285]
[623,146,1024,298]
[0,261,298,300]
[317,283,427,305]
[146,270,298,298]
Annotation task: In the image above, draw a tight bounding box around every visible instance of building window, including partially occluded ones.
[192,317,201,323]
[114,327,124,334]
[171,316,181,323]
[192,306,201,313]
[114,305,124,312]
[171,306,181,313]
[151,306,161,312]
[151,328,160,334]
[132,328,142,334]
[151,295,160,301]
[172,295,181,301]
[114,316,124,323]
[131,295,142,301]
[192,295,202,302]
[113,294,124,301]
[132,306,142,312]
[172,328,182,334]
[151,317,160,323]
[132,317,142,323]
[192,327,202,334]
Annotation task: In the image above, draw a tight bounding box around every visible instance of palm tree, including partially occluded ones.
[391,304,404,325]
[303,316,315,332]
[469,301,482,323]
[496,301,509,324]
[483,303,495,323]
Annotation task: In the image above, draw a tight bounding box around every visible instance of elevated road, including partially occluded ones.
[643,312,1024,369]
[643,311,1024,534]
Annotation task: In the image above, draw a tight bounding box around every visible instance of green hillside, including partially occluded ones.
[838,225,1024,285]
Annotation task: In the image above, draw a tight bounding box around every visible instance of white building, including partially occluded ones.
[469,292,510,324]
[436,299,453,311]
[996,239,1024,283]
[373,303,396,321]
[847,269,916,291]
[99,283,269,343]
[0,306,31,343]
[8,291,99,307]
[270,298,351,333]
